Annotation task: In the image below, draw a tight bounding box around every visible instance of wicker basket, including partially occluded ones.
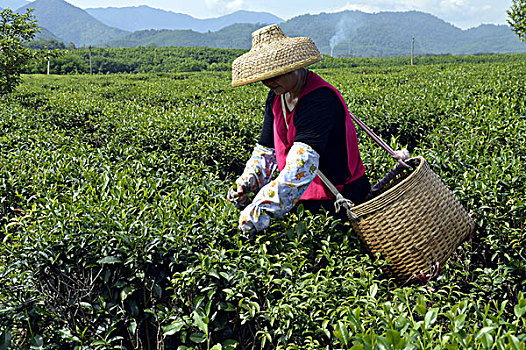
[350,156,475,283]
[280,95,474,284]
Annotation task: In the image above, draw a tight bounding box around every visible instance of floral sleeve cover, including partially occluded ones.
[236,144,278,192]
[239,142,320,233]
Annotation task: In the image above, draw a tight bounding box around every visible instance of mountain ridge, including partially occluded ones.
[106,23,263,49]
[5,0,525,56]
[105,10,526,57]
[17,0,128,46]
[85,6,283,33]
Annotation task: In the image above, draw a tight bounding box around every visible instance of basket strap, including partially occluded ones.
[317,170,359,221]
[279,94,403,163]
[280,95,359,220]
[348,110,410,168]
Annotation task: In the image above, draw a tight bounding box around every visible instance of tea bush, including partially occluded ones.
[1,57,525,349]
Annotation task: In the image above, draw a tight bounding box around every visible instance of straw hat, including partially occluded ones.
[231,24,323,87]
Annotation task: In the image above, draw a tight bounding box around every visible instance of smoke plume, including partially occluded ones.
[329,14,364,57]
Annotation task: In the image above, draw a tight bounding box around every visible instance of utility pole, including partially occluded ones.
[47,52,50,75]
[88,45,93,75]
[411,36,415,65]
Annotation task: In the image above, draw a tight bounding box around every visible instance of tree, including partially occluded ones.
[25,38,66,50]
[0,8,40,94]
[508,0,526,42]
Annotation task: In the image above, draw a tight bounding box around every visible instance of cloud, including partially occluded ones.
[204,0,244,14]
[335,3,379,13]
[334,1,385,13]
[331,0,511,29]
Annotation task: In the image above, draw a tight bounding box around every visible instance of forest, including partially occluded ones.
[22,44,526,75]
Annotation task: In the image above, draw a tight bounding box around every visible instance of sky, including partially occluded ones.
[63,0,512,29]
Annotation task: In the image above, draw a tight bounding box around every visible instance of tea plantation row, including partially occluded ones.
[0,59,525,349]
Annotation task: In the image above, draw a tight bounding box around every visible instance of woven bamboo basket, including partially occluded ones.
[350,156,475,283]
[278,93,474,284]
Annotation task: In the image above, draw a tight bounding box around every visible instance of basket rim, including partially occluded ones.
[353,156,426,216]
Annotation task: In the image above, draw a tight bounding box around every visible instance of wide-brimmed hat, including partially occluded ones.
[231,24,323,87]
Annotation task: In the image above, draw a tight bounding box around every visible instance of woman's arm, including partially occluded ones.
[238,142,319,233]
[227,144,277,208]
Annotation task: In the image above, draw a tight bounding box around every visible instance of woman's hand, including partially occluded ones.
[227,144,278,210]
[227,183,250,209]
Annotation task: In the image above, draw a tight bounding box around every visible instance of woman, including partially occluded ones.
[227,24,371,235]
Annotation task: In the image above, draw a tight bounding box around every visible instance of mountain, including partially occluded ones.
[36,26,62,41]
[17,1,525,57]
[17,0,128,46]
[106,23,261,48]
[85,6,283,33]
[85,6,196,32]
[200,10,283,32]
[279,11,524,56]
[0,0,29,9]
[461,24,524,53]
[103,10,526,56]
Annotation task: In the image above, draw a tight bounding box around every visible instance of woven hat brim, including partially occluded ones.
[231,37,323,87]
[232,54,322,87]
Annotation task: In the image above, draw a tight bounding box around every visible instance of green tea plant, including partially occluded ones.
[1,56,525,349]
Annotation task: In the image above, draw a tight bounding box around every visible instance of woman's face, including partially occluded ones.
[261,70,300,95]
